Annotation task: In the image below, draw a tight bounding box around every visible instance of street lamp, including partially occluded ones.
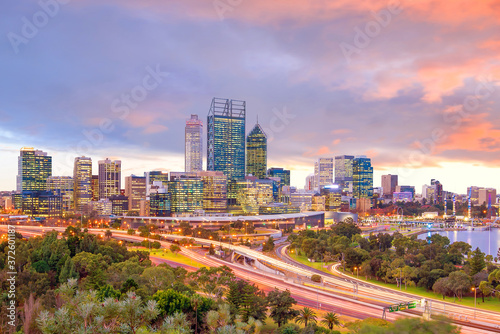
[472,287,476,319]
[354,267,359,279]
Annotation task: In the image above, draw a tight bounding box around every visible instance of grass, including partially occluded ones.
[288,252,333,274]
[339,270,500,313]
[128,246,206,269]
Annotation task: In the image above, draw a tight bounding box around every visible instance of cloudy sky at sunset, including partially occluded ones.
[1,0,499,193]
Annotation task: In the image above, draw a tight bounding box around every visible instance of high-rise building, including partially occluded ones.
[109,195,129,216]
[91,175,99,201]
[46,176,74,213]
[207,98,246,180]
[73,157,92,212]
[125,175,147,212]
[268,168,291,188]
[235,178,274,215]
[305,174,315,191]
[150,192,171,217]
[315,158,334,190]
[98,159,121,199]
[352,156,373,199]
[246,123,267,179]
[478,188,496,206]
[22,191,62,218]
[168,176,203,213]
[17,147,52,192]
[197,171,227,213]
[145,171,169,195]
[381,174,398,196]
[335,155,354,194]
[185,114,203,173]
[431,179,443,204]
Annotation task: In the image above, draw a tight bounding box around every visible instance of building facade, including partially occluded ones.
[315,158,334,190]
[46,176,74,214]
[352,156,373,199]
[207,98,246,180]
[268,168,291,188]
[17,147,52,192]
[73,157,92,212]
[381,174,398,196]
[168,176,203,213]
[246,123,267,179]
[185,114,203,173]
[98,159,121,199]
[125,175,147,212]
[335,155,354,194]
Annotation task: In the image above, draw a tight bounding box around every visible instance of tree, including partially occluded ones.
[478,281,494,302]
[170,244,181,255]
[142,266,175,294]
[295,307,316,327]
[161,312,192,334]
[127,229,136,235]
[153,289,192,317]
[469,247,486,276]
[105,229,112,239]
[321,312,340,330]
[58,256,79,284]
[267,288,299,327]
[189,266,235,299]
[448,271,471,301]
[433,277,450,300]
[331,222,361,239]
[263,236,275,252]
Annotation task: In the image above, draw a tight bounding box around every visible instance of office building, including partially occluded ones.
[315,158,334,190]
[91,175,99,201]
[207,98,246,180]
[168,176,203,213]
[381,174,398,196]
[109,195,128,216]
[246,123,267,179]
[73,157,92,212]
[90,199,112,216]
[467,186,481,204]
[22,191,62,218]
[17,147,52,192]
[395,185,415,199]
[46,176,74,213]
[431,179,444,204]
[149,192,171,217]
[198,171,227,213]
[305,174,315,191]
[235,178,274,215]
[268,168,291,188]
[352,156,373,199]
[478,188,497,206]
[145,171,169,195]
[335,155,354,194]
[125,175,147,212]
[98,159,121,199]
[185,114,203,173]
[290,191,315,212]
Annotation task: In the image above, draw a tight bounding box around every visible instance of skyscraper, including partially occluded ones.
[207,98,246,180]
[73,157,92,212]
[185,114,203,172]
[268,168,291,188]
[381,174,398,196]
[17,147,52,192]
[98,158,121,199]
[315,158,334,190]
[335,155,354,194]
[246,122,267,179]
[125,175,147,212]
[91,175,99,201]
[352,156,373,199]
[168,176,203,213]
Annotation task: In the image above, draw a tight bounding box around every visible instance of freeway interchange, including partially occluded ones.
[3,225,500,333]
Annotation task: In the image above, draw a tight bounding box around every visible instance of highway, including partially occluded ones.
[3,225,499,333]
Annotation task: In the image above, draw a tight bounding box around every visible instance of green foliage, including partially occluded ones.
[263,236,275,252]
[311,274,322,283]
[32,260,50,273]
[469,247,486,276]
[320,312,340,330]
[153,289,192,317]
[58,256,78,283]
[295,307,317,327]
[170,244,181,254]
[331,222,361,239]
[267,288,299,328]
[354,316,459,334]
[97,284,121,301]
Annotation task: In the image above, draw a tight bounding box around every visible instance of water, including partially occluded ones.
[417,228,500,257]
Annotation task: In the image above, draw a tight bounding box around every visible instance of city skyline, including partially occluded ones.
[1,1,500,193]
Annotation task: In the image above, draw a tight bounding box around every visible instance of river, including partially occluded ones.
[417,228,500,257]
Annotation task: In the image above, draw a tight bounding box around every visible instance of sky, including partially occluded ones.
[1,0,499,194]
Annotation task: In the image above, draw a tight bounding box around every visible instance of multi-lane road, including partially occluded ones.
[3,225,500,333]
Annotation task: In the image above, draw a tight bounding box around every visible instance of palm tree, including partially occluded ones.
[105,229,112,239]
[294,307,317,327]
[320,312,340,330]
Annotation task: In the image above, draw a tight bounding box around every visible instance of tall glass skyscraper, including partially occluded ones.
[73,156,92,211]
[17,147,52,192]
[315,158,334,190]
[335,155,355,194]
[353,156,373,199]
[98,158,121,199]
[207,98,246,180]
[185,114,203,172]
[246,123,267,179]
